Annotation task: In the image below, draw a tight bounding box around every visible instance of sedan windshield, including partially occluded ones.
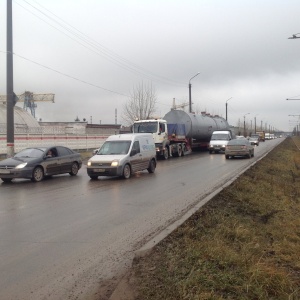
[98,141,131,155]
[15,148,45,158]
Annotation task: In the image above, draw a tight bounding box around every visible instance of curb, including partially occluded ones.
[109,144,278,300]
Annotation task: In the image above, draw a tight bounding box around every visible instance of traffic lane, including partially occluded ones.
[0,139,283,299]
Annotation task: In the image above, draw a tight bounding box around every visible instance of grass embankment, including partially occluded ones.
[131,137,300,300]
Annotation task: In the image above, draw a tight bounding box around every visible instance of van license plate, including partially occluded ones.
[94,168,105,172]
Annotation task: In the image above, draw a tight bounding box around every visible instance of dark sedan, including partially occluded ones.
[0,146,82,183]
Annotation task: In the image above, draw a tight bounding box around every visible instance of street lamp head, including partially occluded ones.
[226,97,232,103]
[189,72,201,83]
[288,33,300,39]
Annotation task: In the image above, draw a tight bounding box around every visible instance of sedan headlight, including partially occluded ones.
[87,161,91,167]
[111,161,119,167]
[16,162,27,169]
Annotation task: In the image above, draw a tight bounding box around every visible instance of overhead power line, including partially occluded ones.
[12,51,129,97]
[15,0,185,87]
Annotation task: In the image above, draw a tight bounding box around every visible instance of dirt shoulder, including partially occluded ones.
[110,137,300,300]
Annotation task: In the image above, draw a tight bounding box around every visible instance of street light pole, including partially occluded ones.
[7,0,15,157]
[243,113,250,137]
[225,97,232,121]
[254,114,259,133]
[188,72,200,113]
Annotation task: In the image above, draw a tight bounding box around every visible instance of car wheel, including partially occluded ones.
[122,164,131,179]
[69,162,79,176]
[31,166,44,182]
[1,178,12,183]
[163,148,168,160]
[147,159,156,173]
[90,175,98,180]
[225,155,229,159]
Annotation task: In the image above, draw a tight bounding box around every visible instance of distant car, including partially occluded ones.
[249,136,259,146]
[225,139,254,159]
[0,146,82,183]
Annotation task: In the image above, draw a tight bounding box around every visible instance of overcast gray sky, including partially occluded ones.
[1,0,300,131]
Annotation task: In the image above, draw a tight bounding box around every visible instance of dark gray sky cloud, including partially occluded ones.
[1,0,300,131]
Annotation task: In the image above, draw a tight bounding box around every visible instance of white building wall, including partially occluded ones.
[0,134,109,154]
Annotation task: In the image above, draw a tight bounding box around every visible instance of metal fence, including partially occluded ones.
[0,134,109,154]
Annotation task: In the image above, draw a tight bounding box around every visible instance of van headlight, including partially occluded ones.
[111,160,119,167]
[87,161,91,167]
[16,162,27,169]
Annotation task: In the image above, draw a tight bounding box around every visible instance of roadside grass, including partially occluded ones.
[131,137,300,300]
[78,149,94,163]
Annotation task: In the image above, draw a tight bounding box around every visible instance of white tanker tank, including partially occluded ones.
[163,110,230,143]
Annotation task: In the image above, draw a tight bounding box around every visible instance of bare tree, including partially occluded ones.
[122,82,157,125]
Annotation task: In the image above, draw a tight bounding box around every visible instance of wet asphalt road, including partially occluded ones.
[0,139,283,300]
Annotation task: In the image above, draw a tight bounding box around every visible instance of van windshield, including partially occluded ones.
[133,122,157,133]
[98,141,131,155]
[211,134,229,140]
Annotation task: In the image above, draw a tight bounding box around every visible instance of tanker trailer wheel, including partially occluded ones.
[182,145,186,156]
[177,146,182,157]
[163,148,169,160]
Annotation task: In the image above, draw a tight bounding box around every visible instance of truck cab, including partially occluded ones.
[133,119,169,159]
[132,119,187,159]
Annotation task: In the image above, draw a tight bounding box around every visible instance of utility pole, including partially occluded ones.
[188,72,200,113]
[243,113,250,137]
[225,97,232,121]
[7,0,14,157]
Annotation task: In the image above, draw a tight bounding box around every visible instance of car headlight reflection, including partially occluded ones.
[111,161,119,167]
[16,162,27,169]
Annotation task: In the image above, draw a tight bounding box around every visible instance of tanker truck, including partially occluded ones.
[132,110,231,159]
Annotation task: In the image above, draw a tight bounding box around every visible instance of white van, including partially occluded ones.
[87,133,156,179]
[208,130,235,154]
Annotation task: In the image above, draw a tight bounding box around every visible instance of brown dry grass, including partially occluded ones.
[131,137,300,300]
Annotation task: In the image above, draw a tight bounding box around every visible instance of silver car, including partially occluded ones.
[249,136,259,146]
[225,139,254,159]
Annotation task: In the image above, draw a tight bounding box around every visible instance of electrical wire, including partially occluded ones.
[15,0,186,87]
[12,51,129,97]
